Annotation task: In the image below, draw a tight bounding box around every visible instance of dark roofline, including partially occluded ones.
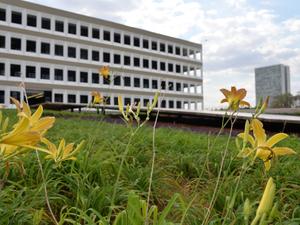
[2,0,202,48]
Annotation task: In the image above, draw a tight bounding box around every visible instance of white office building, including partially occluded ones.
[0,0,203,111]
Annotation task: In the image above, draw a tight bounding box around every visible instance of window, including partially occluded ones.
[143,99,149,107]
[68,94,76,103]
[10,64,21,77]
[161,100,166,108]
[103,52,110,63]
[26,66,36,78]
[160,43,165,52]
[11,37,21,50]
[103,76,110,85]
[10,91,20,102]
[11,11,22,24]
[68,70,76,82]
[134,98,140,105]
[134,78,140,88]
[134,57,140,67]
[183,48,188,56]
[143,79,149,88]
[173,65,180,75]
[152,60,157,70]
[92,51,99,61]
[27,14,36,27]
[104,96,110,105]
[143,39,149,49]
[0,36,5,48]
[54,69,63,80]
[114,75,121,86]
[124,35,131,45]
[80,72,88,83]
[55,93,63,102]
[134,37,140,47]
[168,63,173,72]
[92,73,99,84]
[80,95,88,103]
[80,48,88,60]
[152,80,158,89]
[168,45,173,54]
[168,82,174,91]
[114,33,121,43]
[40,67,50,80]
[114,97,118,105]
[92,28,100,39]
[176,101,182,109]
[175,46,181,55]
[160,62,166,71]
[41,17,51,30]
[0,8,6,21]
[169,100,174,108]
[151,41,157,50]
[0,91,4,104]
[143,59,149,68]
[41,42,50,54]
[55,45,64,56]
[0,63,5,76]
[55,20,64,32]
[124,77,131,87]
[114,54,120,64]
[124,97,131,106]
[176,83,181,91]
[161,81,166,90]
[26,40,36,52]
[124,56,131,66]
[103,30,110,41]
[80,26,88,37]
[68,23,77,34]
[68,47,76,58]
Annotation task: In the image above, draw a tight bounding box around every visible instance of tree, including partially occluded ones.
[271,93,294,108]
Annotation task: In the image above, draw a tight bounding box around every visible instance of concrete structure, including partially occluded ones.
[255,64,291,106]
[0,0,203,111]
[294,91,300,108]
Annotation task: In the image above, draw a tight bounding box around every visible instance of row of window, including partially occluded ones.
[0,89,201,110]
[0,6,200,59]
[0,35,201,75]
[0,63,202,93]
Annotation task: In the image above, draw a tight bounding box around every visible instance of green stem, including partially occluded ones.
[250,215,260,225]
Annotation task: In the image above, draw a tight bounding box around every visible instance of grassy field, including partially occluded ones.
[1,109,300,224]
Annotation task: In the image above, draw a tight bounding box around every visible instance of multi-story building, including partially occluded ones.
[255,64,291,106]
[0,0,203,111]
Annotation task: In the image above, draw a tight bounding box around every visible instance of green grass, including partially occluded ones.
[1,109,300,224]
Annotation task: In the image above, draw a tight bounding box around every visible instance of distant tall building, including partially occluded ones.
[255,64,291,105]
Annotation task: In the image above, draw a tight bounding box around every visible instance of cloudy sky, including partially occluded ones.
[28,0,300,109]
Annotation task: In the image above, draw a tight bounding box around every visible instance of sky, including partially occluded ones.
[27,0,300,109]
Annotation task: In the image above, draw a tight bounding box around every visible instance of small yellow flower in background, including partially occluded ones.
[99,66,110,79]
[251,177,276,225]
[237,119,296,171]
[91,91,103,105]
[220,86,250,111]
[42,138,85,165]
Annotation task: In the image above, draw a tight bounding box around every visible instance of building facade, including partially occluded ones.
[255,64,291,106]
[0,0,203,111]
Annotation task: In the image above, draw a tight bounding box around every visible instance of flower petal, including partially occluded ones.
[237,132,255,148]
[235,89,247,100]
[220,88,230,98]
[266,133,289,148]
[251,119,266,145]
[240,100,250,108]
[273,147,296,156]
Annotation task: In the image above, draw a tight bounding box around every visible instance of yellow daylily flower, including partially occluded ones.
[220,86,250,111]
[99,66,110,79]
[42,138,85,165]
[237,119,296,171]
[11,97,55,134]
[91,91,103,105]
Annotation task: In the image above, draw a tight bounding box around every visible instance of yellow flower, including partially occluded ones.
[91,91,103,105]
[99,66,110,79]
[10,97,55,134]
[237,119,296,170]
[251,177,276,225]
[42,138,85,165]
[220,86,250,111]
